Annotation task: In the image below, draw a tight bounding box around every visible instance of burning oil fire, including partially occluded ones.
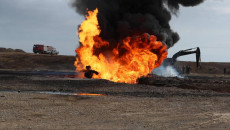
[75,9,168,83]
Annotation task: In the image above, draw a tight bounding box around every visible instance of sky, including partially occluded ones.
[0,0,229,62]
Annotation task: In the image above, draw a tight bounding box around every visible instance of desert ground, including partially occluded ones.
[0,48,230,129]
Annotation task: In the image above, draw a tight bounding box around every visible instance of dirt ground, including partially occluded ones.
[1,92,230,129]
[0,72,230,129]
[1,49,230,129]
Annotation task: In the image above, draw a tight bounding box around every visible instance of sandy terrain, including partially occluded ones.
[1,91,230,129]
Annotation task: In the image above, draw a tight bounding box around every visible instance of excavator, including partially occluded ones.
[164,47,201,67]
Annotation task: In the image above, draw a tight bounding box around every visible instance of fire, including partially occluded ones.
[74,93,106,96]
[75,9,168,83]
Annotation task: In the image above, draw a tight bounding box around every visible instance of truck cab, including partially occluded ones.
[33,44,44,54]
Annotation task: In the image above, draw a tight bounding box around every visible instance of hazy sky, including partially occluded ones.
[0,0,229,62]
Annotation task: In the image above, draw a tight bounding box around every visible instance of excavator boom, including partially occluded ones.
[164,47,201,67]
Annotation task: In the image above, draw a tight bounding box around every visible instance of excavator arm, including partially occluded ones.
[171,47,201,67]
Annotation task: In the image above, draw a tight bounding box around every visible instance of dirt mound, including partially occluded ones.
[174,61,230,74]
[0,47,25,53]
[0,51,75,71]
[138,76,230,93]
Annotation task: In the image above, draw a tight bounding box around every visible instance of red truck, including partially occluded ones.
[33,44,59,55]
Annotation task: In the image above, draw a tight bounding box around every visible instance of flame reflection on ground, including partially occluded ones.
[74,93,106,96]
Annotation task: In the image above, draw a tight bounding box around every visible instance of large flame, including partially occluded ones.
[75,9,168,83]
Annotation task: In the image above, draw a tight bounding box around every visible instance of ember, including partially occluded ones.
[75,9,168,83]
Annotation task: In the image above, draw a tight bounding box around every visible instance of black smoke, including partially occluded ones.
[72,0,204,48]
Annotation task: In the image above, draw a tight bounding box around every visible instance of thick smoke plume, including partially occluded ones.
[72,0,203,48]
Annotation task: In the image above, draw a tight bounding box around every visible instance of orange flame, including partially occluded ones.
[74,93,106,96]
[75,9,168,83]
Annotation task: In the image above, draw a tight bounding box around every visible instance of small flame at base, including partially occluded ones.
[75,9,168,84]
[74,93,106,96]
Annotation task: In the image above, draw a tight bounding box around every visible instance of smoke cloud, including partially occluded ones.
[72,0,204,48]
